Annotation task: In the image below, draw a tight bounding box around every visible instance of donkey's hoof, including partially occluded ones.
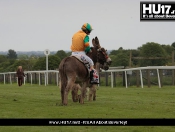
[63,103,68,106]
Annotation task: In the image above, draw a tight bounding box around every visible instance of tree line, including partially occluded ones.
[0,42,175,72]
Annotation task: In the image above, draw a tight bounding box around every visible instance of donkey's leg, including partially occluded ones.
[61,85,64,105]
[80,82,88,104]
[88,85,93,101]
[71,84,76,102]
[63,79,75,105]
[92,87,96,101]
[71,84,81,102]
[92,85,97,101]
[60,79,66,105]
[88,85,97,101]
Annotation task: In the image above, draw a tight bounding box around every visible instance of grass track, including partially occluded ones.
[0,84,175,132]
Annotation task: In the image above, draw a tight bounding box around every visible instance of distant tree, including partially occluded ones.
[66,51,71,56]
[55,50,67,60]
[118,47,123,50]
[131,50,140,66]
[33,55,61,70]
[110,52,129,67]
[33,57,45,70]
[109,49,131,67]
[48,55,61,70]
[110,50,118,56]
[171,42,175,49]
[7,49,17,59]
[0,61,11,72]
[18,54,29,60]
[0,57,17,72]
[139,42,167,66]
[161,44,174,56]
[110,48,128,56]
[0,55,7,63]
[12,58,37,71]
[115,53,129,67]
[30,54,40,59]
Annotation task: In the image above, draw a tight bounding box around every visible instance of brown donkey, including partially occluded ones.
[59,37,112,105]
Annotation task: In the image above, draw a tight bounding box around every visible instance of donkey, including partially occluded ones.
[59,37,112,105]
[71,64,104,102]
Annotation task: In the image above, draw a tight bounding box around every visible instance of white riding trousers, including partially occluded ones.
[71,51,94,66]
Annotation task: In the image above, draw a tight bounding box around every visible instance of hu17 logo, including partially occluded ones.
[140,1,175,20]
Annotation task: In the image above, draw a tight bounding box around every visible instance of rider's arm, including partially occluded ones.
[84,35,91,53]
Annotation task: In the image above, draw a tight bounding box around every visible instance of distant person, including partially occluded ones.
[16,66,25,86]
[70,23,99,84]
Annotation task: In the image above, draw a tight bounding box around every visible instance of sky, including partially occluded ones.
[0,0,175,52]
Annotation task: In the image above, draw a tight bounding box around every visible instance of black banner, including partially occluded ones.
[0,119,175,126]
[140,1,175,20]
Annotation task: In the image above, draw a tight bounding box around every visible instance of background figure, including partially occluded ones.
[16,66,25,86]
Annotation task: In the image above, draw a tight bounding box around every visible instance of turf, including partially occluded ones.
[0,84,175,132]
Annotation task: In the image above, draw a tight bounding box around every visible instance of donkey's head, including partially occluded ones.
[90,37,112,70]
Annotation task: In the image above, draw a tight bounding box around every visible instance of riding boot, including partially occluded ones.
[90,69,99,84]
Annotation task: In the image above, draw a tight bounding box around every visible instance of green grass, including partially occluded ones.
[0,84,175,132]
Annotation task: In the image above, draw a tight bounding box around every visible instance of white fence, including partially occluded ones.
[102,66,175,88]
[0,66,175,88]
[0,70,59,86]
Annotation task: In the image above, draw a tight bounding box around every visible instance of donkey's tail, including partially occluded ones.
[59,57,68,89]
[59,57,69,103]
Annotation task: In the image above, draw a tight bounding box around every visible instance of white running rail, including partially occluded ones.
[1,66,175,88]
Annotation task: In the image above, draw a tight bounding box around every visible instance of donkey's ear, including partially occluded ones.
[95,36,101,48]
[92,38,96,47]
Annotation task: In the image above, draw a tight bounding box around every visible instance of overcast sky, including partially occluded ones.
[0,0,174,52]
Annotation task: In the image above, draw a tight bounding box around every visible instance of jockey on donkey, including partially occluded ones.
[59,23,112,105]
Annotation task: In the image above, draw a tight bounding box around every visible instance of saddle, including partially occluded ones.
[71,55,91,77]
[71,55,99,84]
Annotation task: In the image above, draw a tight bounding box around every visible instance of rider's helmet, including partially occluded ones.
[81,23,93,34]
